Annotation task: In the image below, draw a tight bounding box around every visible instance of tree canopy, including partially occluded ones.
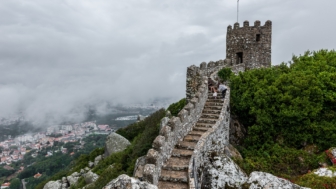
[226,49,336,150]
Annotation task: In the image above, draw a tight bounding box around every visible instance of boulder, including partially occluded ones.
[105,133,131,157]
[67,173,79,187]
[88,161,94,168]
[103,174,158,189]
[202,153,247,188]
[247,172,310,189]
[43,180,62,189]
[94,155,102,166]
[84,171,99,184]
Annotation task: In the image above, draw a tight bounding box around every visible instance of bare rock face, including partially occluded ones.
[43,180,62,189]
[94,155,102,166]
[247,172,310,189]
[105,133,131,157]
[224,144,243,160]
[103,174,158,189]
[202,153,248,188]
[229,116,246,146]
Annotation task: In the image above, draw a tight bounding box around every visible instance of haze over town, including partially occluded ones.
[0,0,335,126]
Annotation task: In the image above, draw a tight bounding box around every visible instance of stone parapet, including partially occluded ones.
[143,76,209,185]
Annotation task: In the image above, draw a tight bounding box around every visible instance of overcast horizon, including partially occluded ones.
[1,0,335,126]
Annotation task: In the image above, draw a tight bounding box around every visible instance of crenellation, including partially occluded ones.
[152,136,165,152]
[234,22,240,29]
[168,117,181,131]
[200,62,207,70]
[178,109,189,123]
[254,20,261,26]
[243,20,249,27]
[146,149,159,164]
[159,126,171,140]
[184,103,195,116]
[143,164,156,184]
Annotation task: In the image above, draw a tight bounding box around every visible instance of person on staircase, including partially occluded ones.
[218,83,227,100]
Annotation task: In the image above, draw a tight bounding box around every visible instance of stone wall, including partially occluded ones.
[188,71,231,188]
[143,76,209,185]
[226,20,272,70]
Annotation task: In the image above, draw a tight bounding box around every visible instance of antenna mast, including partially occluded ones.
[237,0,239,23]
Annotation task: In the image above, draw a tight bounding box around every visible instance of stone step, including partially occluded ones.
[157,181,189,189]
[200,113,220,119]
[159,170,188,182]
[203,106,222,111]
[193,127,209,132]
[172,148,193,157]
[162,157,189,171]
[205,101,224,106]
[207,99,224,103]
[189,130,206,136]
[184,134,201,142]
[202,109,221,114]
[208,95,223,99]
[176,141,197,150]
[197,118,217,124]
[195,123,214,128]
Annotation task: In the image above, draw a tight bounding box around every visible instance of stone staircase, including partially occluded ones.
[157,90,225,189]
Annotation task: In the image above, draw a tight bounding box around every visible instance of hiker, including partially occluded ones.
[218,83,227,100]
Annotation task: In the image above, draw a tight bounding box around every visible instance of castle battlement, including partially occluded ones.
[227,20,272,31]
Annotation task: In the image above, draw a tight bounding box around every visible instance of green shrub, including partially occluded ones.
[295,170,336,189]
[218,67,233,81]
[166,98,186,116]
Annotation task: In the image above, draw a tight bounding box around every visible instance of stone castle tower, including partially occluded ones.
[226,20,272,69]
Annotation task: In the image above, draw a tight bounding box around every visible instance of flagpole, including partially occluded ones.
[237,0,239,23]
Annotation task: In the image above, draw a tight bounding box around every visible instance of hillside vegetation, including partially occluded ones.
[220,50,336,187]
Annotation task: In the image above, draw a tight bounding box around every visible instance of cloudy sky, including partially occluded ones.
[0,0,335,125]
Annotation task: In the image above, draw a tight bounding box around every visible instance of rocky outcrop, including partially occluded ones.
[43,180,62,189]
[105,132,131,157]
[103,174,158,189]
[202,153,247,188]
[200,153,310,189]
[224,144,243,160]
[246,172,310,189]
[229,116,246,146]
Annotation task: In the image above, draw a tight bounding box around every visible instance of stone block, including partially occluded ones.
[184,102,195,116]
[167,117,181,131]
[178,109,189,123]
[159,126,171,140]
[200,62,207,70]
[143,164,157,184]
[146,149,159,164]
[152,136,165,151]
[160,117,169,130]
